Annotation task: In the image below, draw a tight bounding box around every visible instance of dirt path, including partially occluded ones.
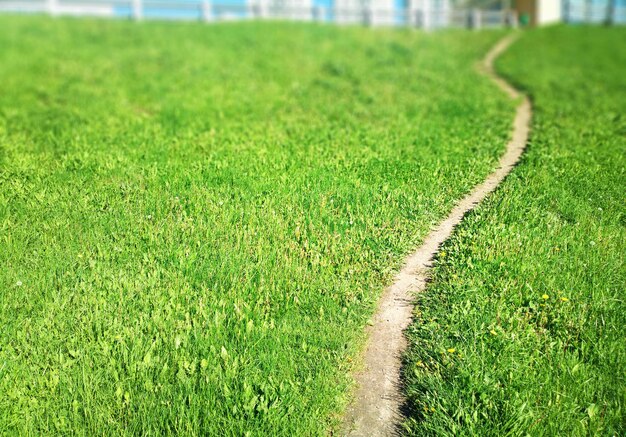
[341,34,531,436]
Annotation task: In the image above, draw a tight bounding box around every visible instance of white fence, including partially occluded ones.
[0,0,519,30]
[563,0,626,24]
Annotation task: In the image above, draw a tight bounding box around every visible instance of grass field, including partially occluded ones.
[402,26,626,435]
[0,17,515,434]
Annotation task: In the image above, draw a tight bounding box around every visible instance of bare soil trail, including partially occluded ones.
[341,33,531,436]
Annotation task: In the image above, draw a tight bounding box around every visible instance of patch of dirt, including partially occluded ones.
[341,34,531,436]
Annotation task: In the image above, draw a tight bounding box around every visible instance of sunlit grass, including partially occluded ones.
[0,16,514,434]
[402,25,626,436]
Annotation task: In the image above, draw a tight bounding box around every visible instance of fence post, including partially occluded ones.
[47,0,59,16]
[441,0,450,27]
[313,5,325,22]
[254,0,268,18]
[606,0,616,25]
[406,5,414,28]
[201,0,212,22]
[132,0,142,20]
[472,8,481,29]
[404,0,415,27]
[410,0,431,29]
[422,2,431,30]
[362,6,373,26]
[508,10,518,28]
[302,1,313,21]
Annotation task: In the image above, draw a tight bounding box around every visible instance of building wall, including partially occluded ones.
[537,0,561,24]
[515,0,561,26]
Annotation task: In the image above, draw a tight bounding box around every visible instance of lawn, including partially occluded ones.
[402,26,626,435]
[0,17,514,434]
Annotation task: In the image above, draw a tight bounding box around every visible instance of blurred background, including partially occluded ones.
[0,0,625,28]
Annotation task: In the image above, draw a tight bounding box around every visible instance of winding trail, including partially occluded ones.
[341,34,531,436]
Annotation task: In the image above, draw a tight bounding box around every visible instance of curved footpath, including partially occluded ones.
[341,34,531,436]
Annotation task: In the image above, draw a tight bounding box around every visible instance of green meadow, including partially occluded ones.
[403,26,626,436]
[2,16,623,436]
[0,17,514,434]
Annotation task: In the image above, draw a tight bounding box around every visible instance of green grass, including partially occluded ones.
[402,26,626,436]
[0,17,514,434]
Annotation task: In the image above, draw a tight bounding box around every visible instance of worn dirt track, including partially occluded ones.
[341,34,531,436]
